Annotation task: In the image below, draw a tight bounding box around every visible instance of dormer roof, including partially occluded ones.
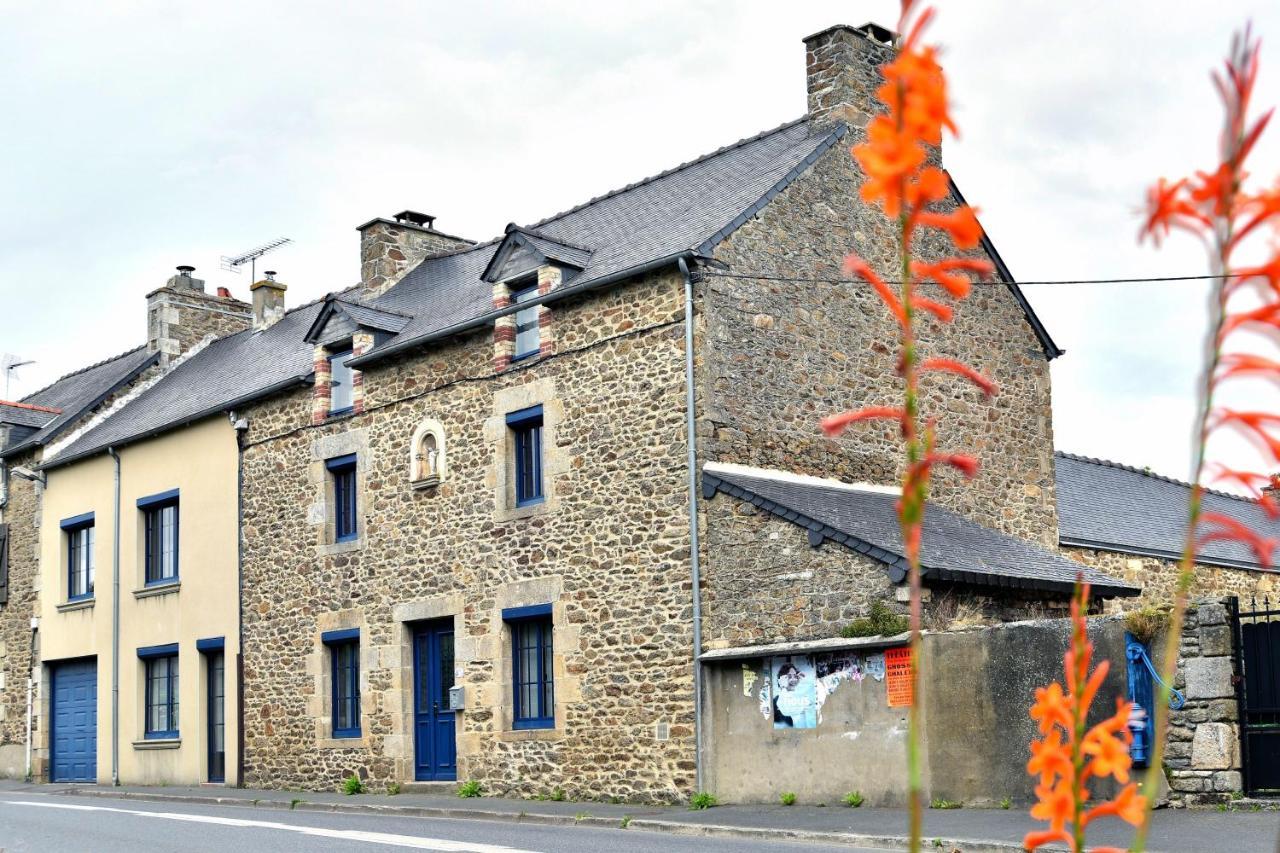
[480,225,593,283]
[303,295,412,346]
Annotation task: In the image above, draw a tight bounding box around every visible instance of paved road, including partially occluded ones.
[0,792,878,853]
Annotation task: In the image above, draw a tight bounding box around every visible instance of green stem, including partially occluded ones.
[898,203,925,853]
[1131,222,1230,853]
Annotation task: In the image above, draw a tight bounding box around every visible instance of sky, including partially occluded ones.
[1,1,1278,488]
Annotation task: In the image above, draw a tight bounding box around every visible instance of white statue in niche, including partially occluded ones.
[423,433,439,479]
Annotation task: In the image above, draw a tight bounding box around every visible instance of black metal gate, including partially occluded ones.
[1232,596,1280,795]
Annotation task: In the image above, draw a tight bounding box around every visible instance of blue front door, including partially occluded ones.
[50,658,97,782]
[413,620,456,781]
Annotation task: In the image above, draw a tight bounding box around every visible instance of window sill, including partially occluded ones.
[510,351,541,363]
[319,537,364,557]
[498,727,563,744]
[133,737,181,750]
[327,408,355,421]
[56,598,95,614]
[134,581,181,600]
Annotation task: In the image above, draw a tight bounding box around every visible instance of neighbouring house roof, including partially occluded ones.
[0,401,61,430]
[1,346,158,457]
[702,463,1138,598]
[1055,452,1280,572]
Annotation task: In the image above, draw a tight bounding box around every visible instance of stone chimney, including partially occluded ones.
[803,23,897,129]
[250,270,287,332]
[357,210,474,299]
[147,265,252,365]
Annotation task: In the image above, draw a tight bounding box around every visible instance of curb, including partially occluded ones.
[48,787,1035,853]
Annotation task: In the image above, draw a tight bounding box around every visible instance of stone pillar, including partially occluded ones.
[250,272,287,331]
[357,215,474,299]
[535,265,561,357]
[350,332,374,414]
[802,23,896,129]
[492,283,515,372]
[311,345,331,426]
[1164,598,1243,805]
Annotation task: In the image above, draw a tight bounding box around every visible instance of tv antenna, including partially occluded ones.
[220,237,292,282]
[2,354,34,399]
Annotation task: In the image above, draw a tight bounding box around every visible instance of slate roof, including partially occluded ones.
[45,303,325,467]
[2,346,157,457]
[1056,452,1280,571]
[0,402,59,430]
[703,463,1137,598]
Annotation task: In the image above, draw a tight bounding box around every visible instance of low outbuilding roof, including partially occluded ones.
[703,463,1138,598]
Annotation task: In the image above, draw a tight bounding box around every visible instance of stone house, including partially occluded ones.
[1,19,1275,805]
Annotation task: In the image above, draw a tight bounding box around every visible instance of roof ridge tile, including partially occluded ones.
[1055,450,1259,505]
[20,344,148,402]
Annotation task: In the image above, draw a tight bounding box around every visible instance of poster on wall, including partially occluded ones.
[885,646,913,708]
[771,655,818,729]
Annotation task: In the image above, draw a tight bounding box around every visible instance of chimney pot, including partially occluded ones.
[177,265,196,276]
[216,286,232,298]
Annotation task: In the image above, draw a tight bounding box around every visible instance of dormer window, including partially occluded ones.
[329,349,354,415]
[512,282,540,360]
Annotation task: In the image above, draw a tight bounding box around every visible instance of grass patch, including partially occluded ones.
[841,601,910,638]
[843,791,864,808]
[930,798,961,810]
[780,792,796,806]
[999,796,1011,810]
[386,782,401,796]
[1125,606,1171,644]
[549,787,566,802]
[290,798,305,810]
[689,791,718,810]
[341,775,365,796]
[457,780,483,799]
[620,815,632,829]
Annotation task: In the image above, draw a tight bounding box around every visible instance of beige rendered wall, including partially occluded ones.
[38,416,240,785]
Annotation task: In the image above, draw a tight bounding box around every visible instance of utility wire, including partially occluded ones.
[699,271,1247,287]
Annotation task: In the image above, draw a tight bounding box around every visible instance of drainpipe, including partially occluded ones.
[678,257,705,792]
[233,414,248,788]
[107,447,121,786]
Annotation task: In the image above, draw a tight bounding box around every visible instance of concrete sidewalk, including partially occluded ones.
[0,779,1275,852]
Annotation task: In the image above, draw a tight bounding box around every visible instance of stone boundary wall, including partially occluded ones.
[1164,597,1244,805]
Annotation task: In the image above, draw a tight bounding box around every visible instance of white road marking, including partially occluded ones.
[0,800,545,852]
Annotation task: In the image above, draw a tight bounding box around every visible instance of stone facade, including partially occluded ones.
[702,105,1058,552]
[358,218,474,299]
[146,269,251,365]
[239,272,698,801]
[0,460,38,778]
[1066,546,1277,613]
[1162,598,1245,805]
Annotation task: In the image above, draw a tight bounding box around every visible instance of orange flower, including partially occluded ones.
[1027,731,1072,785]
[919,357,997,398]
[1029,779,1074,831]
[820,407,905,438]
[915,207,984,249]
[1029,681,1071,737]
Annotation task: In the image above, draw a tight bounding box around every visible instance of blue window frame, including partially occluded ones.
[329,349,354,415]
[327,454,358,542]
[61,512,95,601]
[506,406,543,507]
[323,629,361,738]
[139,490,179,586]
[139,644,180,739]
[511,283,540,360]
[504,605,554,730]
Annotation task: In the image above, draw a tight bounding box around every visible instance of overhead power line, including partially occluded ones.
[699,271,1248,287]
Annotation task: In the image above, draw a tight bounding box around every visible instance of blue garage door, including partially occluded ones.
[50,659,97,782]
